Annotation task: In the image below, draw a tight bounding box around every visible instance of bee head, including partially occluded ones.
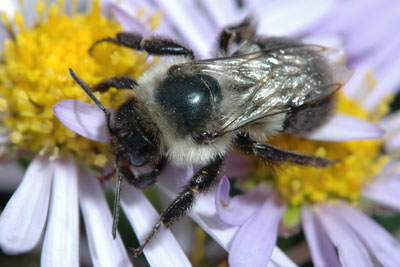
[110,98,160,167]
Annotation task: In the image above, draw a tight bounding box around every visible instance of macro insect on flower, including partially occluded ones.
[64,18,353,256]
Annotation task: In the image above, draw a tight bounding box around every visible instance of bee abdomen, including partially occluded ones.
[283,95,335,134]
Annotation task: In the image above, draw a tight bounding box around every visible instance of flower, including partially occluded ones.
[0,0,191,266]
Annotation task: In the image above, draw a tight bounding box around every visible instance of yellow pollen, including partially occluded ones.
[0,0,156,166]
[250,92,389,207]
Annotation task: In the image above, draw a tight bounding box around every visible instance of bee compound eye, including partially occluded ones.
[156,74,221,132]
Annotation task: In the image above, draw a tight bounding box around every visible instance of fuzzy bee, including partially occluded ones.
[69,19,351,256]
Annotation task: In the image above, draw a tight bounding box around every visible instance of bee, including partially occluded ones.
[69,19,351,256]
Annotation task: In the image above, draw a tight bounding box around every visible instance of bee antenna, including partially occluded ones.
[68,68,112,131]
[112,155,124,240]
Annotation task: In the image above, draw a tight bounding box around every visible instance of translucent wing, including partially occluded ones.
[175,44,351,140]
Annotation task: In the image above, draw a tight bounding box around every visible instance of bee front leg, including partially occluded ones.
[111,156,165,239]
[131,156,225,257]
[235,134,334,167]
[93,75,138,92]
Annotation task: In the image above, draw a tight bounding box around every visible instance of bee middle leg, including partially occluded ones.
[89,32,194,59]
[235,134,333,167]
[131,156,224,257]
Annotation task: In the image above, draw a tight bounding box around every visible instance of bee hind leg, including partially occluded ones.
[131,156,225,257]
[235,134,334,167]
[89,32,194,59]
[217,18,256,55]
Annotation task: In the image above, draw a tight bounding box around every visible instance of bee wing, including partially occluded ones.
[177,45,352,140]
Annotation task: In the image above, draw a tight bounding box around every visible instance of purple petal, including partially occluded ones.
[215,177,270,226]
[362,172,400,211]
[110,4,147,33]
[120,180,191,267]
[334,204,400,267]
[0,155,54,254]
[317,205,373,267]
[304,113,385,141]
[157,171,296,266]
[224,153,251,178]
[254,0,334,36]
[41,156,79,266]
[229,193,287,267]
[78,167,132,267]
[53,100,110,144]
[301,206,340,267]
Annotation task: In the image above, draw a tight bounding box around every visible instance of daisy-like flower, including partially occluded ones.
[54,0,400,266]
[52,1,398,266]
[0,0,192,265]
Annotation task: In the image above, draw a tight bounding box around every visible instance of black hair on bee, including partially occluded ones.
[69,18,351,256]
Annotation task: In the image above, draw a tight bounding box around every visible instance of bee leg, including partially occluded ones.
[111,156,165,239]
[93,75,138,93]
[131,156,224,257]
[89,33,194,59]
[235,134,334,167]
[217,18,256,54]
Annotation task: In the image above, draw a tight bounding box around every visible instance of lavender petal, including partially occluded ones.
[228,194,287,267]
[215,177,270,226]
[317,205,373,267]
[302,206,340,267]
[53,100,110,144]
[304,113,385,141]
[335,204,400,267]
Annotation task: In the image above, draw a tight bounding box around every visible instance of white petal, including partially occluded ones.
[41,156,80,267]
[317,205,373,267]
[199,0,244,28]
[120,180,191,267]
[150,0,216,57]
[302,206,340,267]
[304,113,385,141]
[53,100,110,144]
[78,167,132,267]
[0,0,18,17]
[0,156,54,254]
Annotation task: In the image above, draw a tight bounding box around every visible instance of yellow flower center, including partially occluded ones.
[248,92,390,206]
[0,1,160,167]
